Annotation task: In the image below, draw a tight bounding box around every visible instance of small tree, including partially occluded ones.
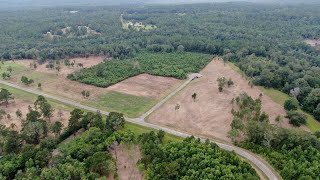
[2,72,11,80]
[217,77,227,92]
[275,115,283,127]
[0,88,14,107]
[21,76,34,86]
[287,111,307,127]
[81,90,86,98]
[106,112,125,132]
[284,98,299,111]
[85,91,90,98]
[191,93,197,102]
[16,109,22,119]
[57,109,64,120]
[50,121,63,136]
[0,109,6,120]
[227,78,234,87]
[7,66,12,73]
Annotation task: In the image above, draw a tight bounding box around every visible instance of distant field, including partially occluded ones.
[68,52,212,87]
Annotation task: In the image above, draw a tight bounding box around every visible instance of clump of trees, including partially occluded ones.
[21,76,34,86]
[81,90,90,98]
[0,88,14,107]
[229,93,320,179]
[217,77,234,92]
[283,98,307,127]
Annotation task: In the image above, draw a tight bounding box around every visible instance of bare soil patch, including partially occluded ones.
[11,58,182,106]
[111,144,143,180]
[16,56,105,77]
[0,99,70,132]
[108,74,182,99]
[305,39,320,47]
[147,58,301,143]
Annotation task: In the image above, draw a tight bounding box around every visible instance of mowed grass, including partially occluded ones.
[259,87,320,132]
[123,122,183,143]
[85,91,157,118]
[0,61,26,74]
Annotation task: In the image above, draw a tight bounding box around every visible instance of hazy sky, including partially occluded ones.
[0,0,318,9]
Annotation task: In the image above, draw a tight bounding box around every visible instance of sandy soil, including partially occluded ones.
[0,99,70,132]
[112,144,143,180]
[16,56,105,77]
[305,39,320,47]
[147,58,299,143]
[108,74,182,99]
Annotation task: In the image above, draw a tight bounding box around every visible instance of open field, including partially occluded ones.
[16,56,105,76]
[147,58,303,142]
[108,73,182,98]
[1,58,183,117]
[0,84,71,131]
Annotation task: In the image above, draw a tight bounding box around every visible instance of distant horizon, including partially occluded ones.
[0,0,319,10]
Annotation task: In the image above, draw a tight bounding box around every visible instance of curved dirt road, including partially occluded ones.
[0,79,279,180]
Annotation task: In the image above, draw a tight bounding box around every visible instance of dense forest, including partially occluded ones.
[138,131,258,179]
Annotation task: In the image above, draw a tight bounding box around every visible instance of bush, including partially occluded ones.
[287,111,307,127]
[284,98,299,111]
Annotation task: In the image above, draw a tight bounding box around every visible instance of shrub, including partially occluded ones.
[284,98,299,111]
[287,111,307,127]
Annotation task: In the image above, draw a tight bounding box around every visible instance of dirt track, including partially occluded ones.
[147,58,293,142]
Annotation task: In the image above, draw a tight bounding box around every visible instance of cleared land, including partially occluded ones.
[147,58,303,143]
[2,58,182,117]
[108,73,182,98]
[112,144,143,180]
[0,84,71,131]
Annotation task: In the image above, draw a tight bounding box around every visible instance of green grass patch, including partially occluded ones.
[259,86,320,132]
[0,62,26,74]
[123,122,183,143]
[84,91,156,118]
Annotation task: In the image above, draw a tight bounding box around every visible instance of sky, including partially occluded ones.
[0,0,318,9]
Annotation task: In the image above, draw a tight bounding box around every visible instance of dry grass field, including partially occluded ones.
[147,58,304,142]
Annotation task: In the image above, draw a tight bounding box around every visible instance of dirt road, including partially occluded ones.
[0,78,279,180]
